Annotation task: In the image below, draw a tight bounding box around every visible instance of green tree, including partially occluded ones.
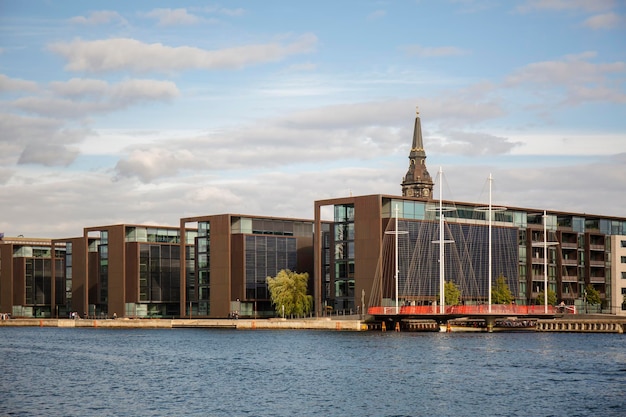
[444,281,461,306]
[536,288,557,305]
[266,269,312,317]
[491,274,514,304]
[585,284,601,305]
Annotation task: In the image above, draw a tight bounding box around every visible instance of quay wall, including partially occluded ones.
[537,318,624,333]
[0,318,366,331]
[3,317,625,333]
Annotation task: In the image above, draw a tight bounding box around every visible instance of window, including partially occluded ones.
[621,240,626,248]
[622,272,626,279]
[621,256,626,264]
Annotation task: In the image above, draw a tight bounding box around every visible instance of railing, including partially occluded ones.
[368,304,572,315]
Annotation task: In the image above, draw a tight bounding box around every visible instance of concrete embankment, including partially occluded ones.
[536,318,625,333]
[0,317,366,331]
[3,316,625,333]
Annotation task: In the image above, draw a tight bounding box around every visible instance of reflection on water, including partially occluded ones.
[0,328,624,416]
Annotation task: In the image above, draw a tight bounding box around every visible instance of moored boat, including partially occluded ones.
[492,317,537,332]
[440,317,537,332]
[440,318,488,332]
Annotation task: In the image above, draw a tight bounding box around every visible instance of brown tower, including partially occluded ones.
[401,107,434,199]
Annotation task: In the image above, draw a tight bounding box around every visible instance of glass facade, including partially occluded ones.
[195,221,211,316]
[98,231,108,313]
[245,235,297,315]
[138,243,180,317]
[393,220,519,302]
[322,196,626,311]
[125,227,180,243]
[332,204,355,312]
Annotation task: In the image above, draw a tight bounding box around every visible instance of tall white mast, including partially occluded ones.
[439,167,445,314]
[395,204,400,313]
[543,210,548,314]
[488,173,493,313]
[532,210,557,314]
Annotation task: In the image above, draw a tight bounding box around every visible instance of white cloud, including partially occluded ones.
[507,52,624,85]
[0,112,90,168]
[0,74,38,92]
[428,131,522,156]
[505,52,626,105]
[69,10,127,25]
[49,78,109,97]
[583,12,624,29]
[114,147,202,182]
[505,133,626,156]
[48,35,318,73]
[107,97,510,182]
[4,151,626,239]
[15,79,179,118]
[18,143,79,166]
[143,8,203,26]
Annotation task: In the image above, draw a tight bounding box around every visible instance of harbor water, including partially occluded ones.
[0,327,624,416]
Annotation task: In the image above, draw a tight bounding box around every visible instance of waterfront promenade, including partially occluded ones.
[1,315,625,332]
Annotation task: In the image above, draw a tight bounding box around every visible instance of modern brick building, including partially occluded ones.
[313,110,626,316]
[179,214,315,318]
[0,237,65,317]
[2,109,625,318]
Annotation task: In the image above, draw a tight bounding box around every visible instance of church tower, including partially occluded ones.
[401,107,434,199]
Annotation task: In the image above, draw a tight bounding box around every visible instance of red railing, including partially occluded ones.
[368,304,573,315]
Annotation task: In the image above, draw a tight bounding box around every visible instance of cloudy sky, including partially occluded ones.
[1,0,625,238]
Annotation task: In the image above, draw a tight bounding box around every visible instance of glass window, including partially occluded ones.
[585,218,599,231]
[572,217,585,233]
[414,202,425,220]
[198,222,208,237]
[621,240,626,248]
[403,201,415,219]
[513,211,527,228]
[334,204,354,222]
[621,256,626,264]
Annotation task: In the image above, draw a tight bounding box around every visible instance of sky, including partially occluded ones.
[1,0,625,238]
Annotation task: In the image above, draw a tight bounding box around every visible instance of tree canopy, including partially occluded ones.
[444,281,461,306]
[536,288,557,305]
[491,274,514,304]
[585,284,601,305]
[266,269,312,317]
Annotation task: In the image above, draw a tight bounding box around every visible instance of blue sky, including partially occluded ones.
[1,0,625,238]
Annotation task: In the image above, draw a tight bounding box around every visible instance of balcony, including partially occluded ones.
[561,274,578,282]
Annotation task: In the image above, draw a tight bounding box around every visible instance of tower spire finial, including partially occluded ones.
[401,105,433,199]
